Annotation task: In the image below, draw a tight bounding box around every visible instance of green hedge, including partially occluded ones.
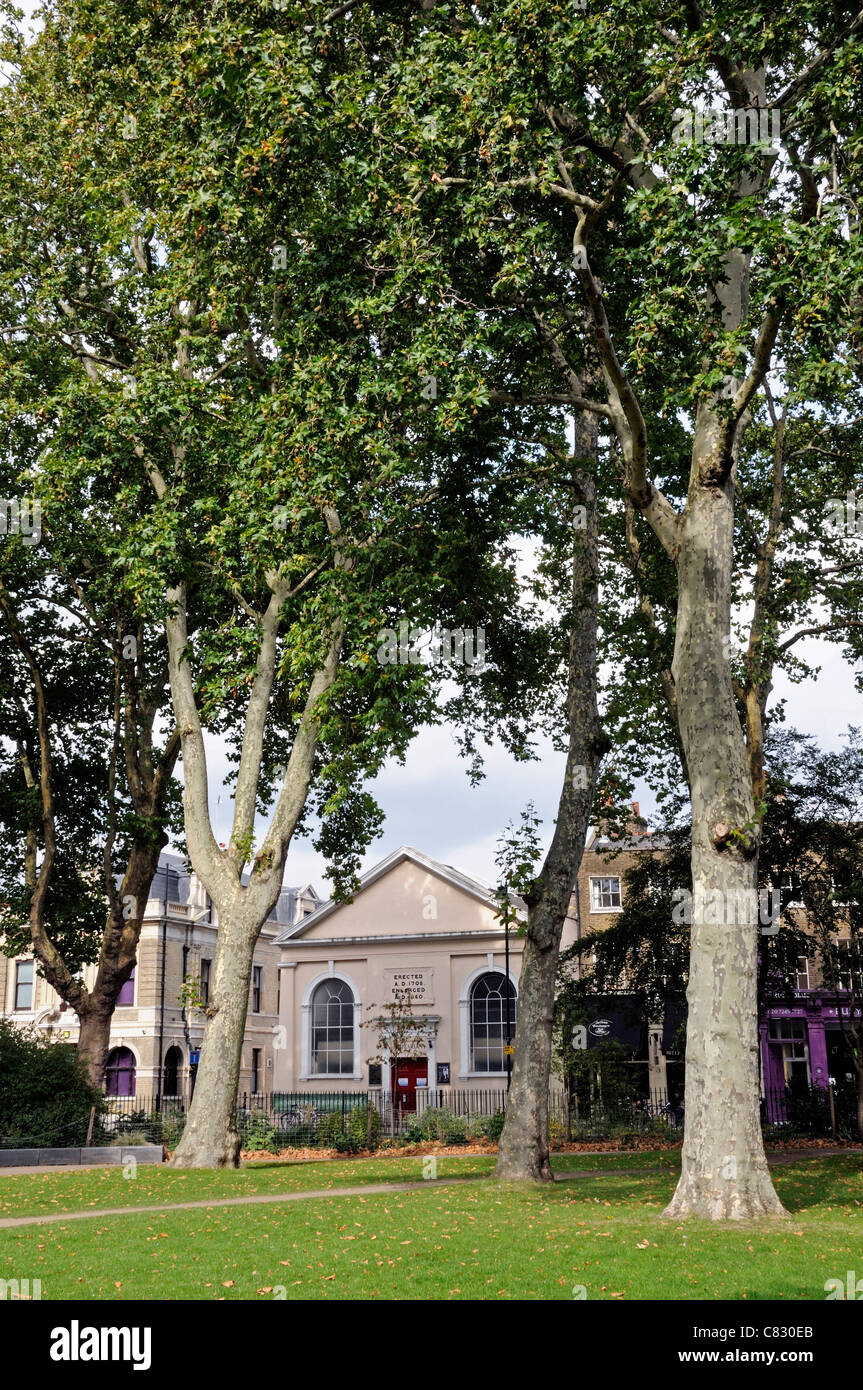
[318,1104,383,1153]
[0,1018,105,1148]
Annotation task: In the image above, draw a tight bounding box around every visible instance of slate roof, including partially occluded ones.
[146,850,319,925]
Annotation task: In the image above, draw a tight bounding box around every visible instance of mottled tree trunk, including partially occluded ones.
[163,556,347,1169]
[76,1006,116,1089]
[496,915,565,1180]
[496,431,606,1182]
[663,481,786,1220]
[169,908,259,1168]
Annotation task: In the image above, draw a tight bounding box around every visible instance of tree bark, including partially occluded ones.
[165,534,348,1168]
[73,853,164,1087]
[495,918,564,1181]
[168,906,260,1168]
[662,483,787,1220]
[76,1005,117,1089]
[496,426,606,1181]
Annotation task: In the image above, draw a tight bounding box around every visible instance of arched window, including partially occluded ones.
[105,1046,137,1097]
[162,1046,182,1096]
[311,979,355,1075]
[470,972,517,1074]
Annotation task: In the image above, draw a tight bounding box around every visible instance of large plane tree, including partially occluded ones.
[0,0,549,1165]
[349,0,863,1216]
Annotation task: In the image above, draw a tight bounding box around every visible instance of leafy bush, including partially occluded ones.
[160,1109,186,1150]
[572,1114,613,1140]
[318,1104,382,1153]
[470,1110,506,1143]
[0,1017,104,1148]
[318,1108,359,1153]
[486,1110,506,1143]
[761,1123,790,1145]
[241,1111,282,1154]
[645,1119,677,1142]
[404,1107,468,1145]
[548,1116,569,1146]
[113,1108,154,1136]
[347,1103,382,1152]
[784,1090,832,1136]
[608,1123,639,1149]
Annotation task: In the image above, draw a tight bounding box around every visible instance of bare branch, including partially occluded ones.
[774,9,863,111]
[489,389,614,419]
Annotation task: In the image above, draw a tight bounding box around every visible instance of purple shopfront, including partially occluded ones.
[760,993,860,1098]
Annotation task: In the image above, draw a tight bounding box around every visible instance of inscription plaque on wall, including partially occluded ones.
[385,968,434,1004]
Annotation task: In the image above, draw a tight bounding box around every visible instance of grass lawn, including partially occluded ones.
[0,1154,859,1300]
[0,1149,680,1220]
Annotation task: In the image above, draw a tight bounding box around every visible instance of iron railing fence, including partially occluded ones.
[761,1084,859,1139]
[5,1082,858,1148]
[90,1086,687,1146]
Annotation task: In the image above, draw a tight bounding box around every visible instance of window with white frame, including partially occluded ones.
[470,972,517,1074]
[795,956,811,991]
[779,871,804,910]
[836,938,863,993]
[767,1018,810,1086]
[590,876,622,912]
[14,960,33,1010]
[310,979,355,1075]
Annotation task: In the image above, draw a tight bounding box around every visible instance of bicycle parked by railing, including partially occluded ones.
[277,1105,321,1134]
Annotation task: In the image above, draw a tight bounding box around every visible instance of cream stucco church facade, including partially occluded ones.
[272,847,557,1106]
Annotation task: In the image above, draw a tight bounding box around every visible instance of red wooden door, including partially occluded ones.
[393,1058,428,1113]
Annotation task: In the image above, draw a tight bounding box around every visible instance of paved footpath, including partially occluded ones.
[0,1149,856,1231]
[0,1169,665,1229]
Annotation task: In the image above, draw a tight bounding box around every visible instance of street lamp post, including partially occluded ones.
[495,877,516,1092]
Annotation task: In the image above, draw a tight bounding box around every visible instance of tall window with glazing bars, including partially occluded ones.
[311,979,355,1075]
[470,972,517,1073]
